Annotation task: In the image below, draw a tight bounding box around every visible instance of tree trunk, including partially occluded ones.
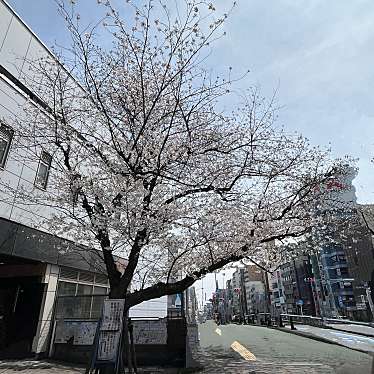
[122,315,133,374]
[128,320,138,373]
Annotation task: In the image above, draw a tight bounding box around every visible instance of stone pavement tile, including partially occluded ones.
[0,361,180,374]
[0,360,85,373]
[190,346,334,374]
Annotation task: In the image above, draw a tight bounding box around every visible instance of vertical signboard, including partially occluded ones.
[97,299,125,362]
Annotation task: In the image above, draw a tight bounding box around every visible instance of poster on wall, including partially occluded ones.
[54,321,98,345]
[133,319,167,345]
[74,322,98,345]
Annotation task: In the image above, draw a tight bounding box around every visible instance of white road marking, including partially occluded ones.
[231,340,256,361]
[215,328,222,336]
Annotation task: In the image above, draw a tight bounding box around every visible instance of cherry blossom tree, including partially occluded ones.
[6,0,346,310]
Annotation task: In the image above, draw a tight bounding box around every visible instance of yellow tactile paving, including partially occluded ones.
[231,340,257,361]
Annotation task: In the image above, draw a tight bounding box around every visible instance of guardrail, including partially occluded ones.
[280,314,374,328]
[280,314,324,327]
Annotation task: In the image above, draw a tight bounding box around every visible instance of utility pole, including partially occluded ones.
[262,270,271,314]
[201,277,204,310]
[240,269,248,323]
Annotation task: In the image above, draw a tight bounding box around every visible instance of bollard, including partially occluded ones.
[290,316,296,330]
[267,315,271,327]
[279,314,284,328]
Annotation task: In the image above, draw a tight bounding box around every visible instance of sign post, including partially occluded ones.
[87,299,125,374]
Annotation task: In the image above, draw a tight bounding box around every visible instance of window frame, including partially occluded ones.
[56,279,109,320]
[34,150,52,189]
[0,123,14,169]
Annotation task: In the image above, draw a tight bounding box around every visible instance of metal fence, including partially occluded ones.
[245,312,374,329]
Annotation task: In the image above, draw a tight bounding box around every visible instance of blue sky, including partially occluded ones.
[7,0,374,203]
[7,0,374,303]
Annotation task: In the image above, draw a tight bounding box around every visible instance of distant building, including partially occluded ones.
[293,255,316,316]
[310,168,374,320]
[203,302,213,320]
[269,267,287,314]
[225,279,233,322]
[269,254,316,316]
[244,265,266,314]
[231,268,243,317]
[343,207,374,321]
[212,288,228,324]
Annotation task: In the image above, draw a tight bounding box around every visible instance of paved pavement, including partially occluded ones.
[0,360,176,374]
[1,323,373,373]
[195,321,374,373]
[0,360,85,373]
[325,323,374,337]
[283,324,374,353]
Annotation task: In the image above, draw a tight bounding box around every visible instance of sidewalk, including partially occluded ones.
[280,324,374,354]
[0,360,85,373]
[0,360,185,374]
[325,323,374,337]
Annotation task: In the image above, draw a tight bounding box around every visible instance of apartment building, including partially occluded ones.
[244,265,266,314]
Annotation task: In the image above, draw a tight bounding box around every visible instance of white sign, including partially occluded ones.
[97,331,121,361]
[97,299,125,362]
[133,319,167,345]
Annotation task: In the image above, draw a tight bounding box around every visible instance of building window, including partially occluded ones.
[35,151,52,189]
[56,281,109,320]
[58,281,77,296]
[57,268,109,320]
[77,283,93,295]
[0,123,14,168]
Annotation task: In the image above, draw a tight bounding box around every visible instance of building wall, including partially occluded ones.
[245,265,263,282]
[0,0,55,231]
[245,280,265,314]
[0,0,169,358]
[32,264,59,354]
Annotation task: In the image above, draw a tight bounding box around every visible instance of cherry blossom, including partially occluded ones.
[3,0,350,309]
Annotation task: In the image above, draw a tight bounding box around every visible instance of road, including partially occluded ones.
[196,321,374,373]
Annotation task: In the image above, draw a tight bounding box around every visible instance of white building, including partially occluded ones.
[0,0,167,359]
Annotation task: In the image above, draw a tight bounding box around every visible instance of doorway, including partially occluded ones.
[0,276,46,358]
